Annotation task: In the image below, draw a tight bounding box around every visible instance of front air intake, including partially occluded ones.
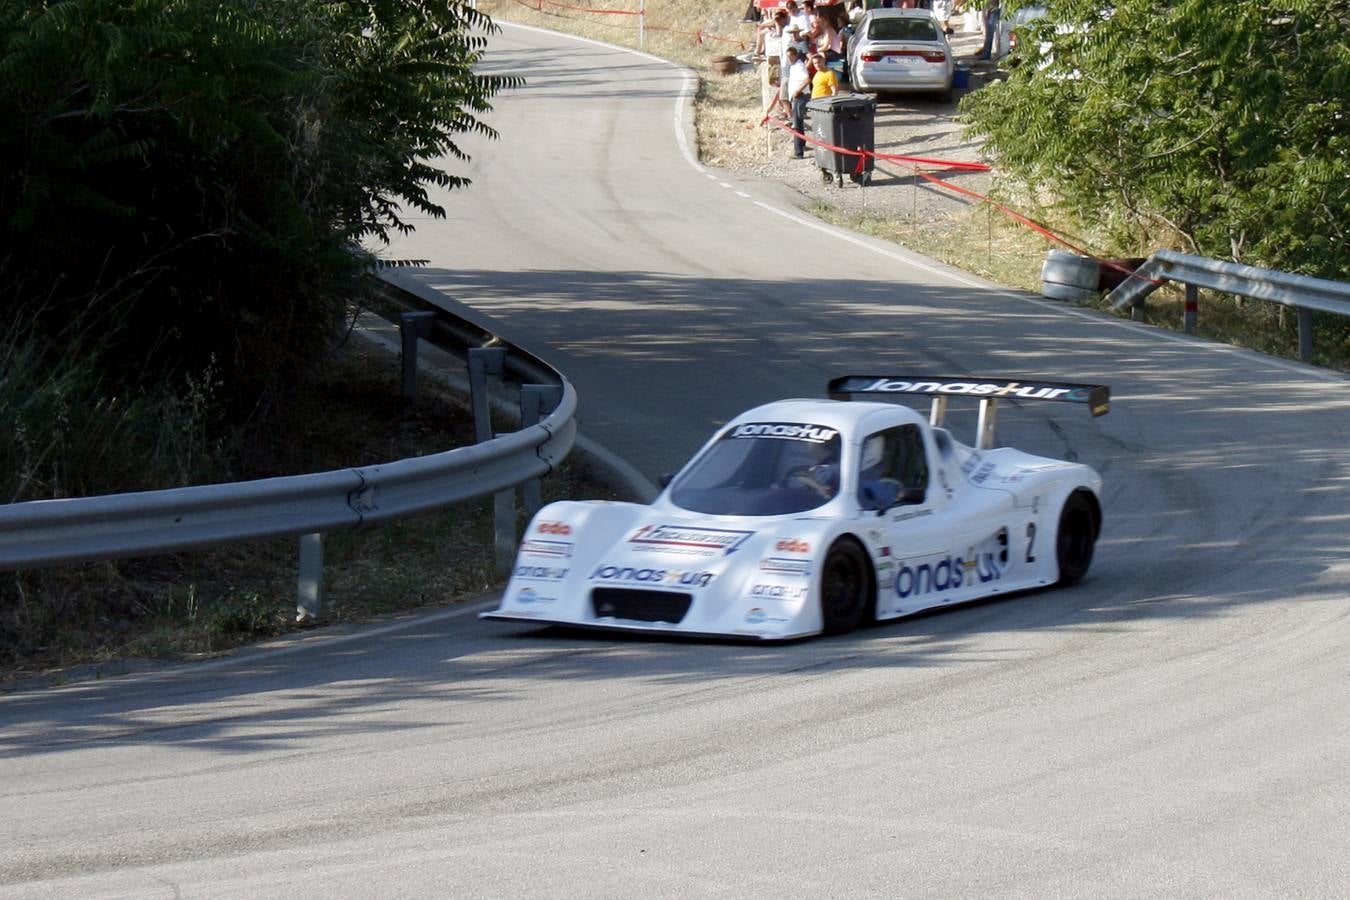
[591,589,693,624]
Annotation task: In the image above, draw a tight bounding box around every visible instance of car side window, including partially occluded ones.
[858,424,929,508]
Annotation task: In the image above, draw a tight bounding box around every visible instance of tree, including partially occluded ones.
[0,0,517,400]
[960,0,1349,280]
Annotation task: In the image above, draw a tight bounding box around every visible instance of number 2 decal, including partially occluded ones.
[1026,522,1037,563]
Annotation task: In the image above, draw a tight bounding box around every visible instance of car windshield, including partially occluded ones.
[668,422,842,516]
[868,18,938,41]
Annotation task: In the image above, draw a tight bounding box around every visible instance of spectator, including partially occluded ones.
[975,0,1000,59]
[758,10,789,113]
[801,0,821,41]
[788,0,813,38]
[933,0,954,35]
[755,7,786,54]
[777,23,809,114]
[816,12,843,62]
[785,45,812,158]
[810,51,839,98]
[847,0,865,28]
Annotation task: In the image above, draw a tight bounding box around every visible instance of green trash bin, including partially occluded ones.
[807,93,876,186]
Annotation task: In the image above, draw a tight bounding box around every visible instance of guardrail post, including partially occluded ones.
[1184,284,1198,335]
[400,311,436,405]
[468,347,507,444]
[468,348,515,574]
[297,532,324,622]
[520,384,564,516]
[1131,298,1147,323]
[1298,308,1314,363]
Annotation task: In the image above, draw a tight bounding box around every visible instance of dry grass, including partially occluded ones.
[0,337,628,687]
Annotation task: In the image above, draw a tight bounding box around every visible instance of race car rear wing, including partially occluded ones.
[828,376,1110,450]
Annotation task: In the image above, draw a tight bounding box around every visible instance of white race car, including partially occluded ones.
[483,375,1109,640]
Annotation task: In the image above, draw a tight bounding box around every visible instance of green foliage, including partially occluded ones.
[1,0,516,415]
[960,0,1349,279]
[0,306,231,503]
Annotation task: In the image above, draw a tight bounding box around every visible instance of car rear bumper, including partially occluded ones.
[852,63,952,92]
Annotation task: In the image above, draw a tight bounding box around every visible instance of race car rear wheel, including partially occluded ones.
[1055,491,1097,585]
[820,539,871,634]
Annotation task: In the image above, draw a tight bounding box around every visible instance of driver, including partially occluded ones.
[859,434,901,509]
[785,437,840,499]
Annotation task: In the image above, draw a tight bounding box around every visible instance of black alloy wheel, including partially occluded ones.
[820,539,871,634]
[1055,491,1097,585]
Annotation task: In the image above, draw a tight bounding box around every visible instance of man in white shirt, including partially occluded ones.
[785,45,812,158]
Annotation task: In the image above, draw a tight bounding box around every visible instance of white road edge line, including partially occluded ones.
[491,21,1337,384]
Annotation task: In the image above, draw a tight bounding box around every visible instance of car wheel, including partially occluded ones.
[820,539,871,634]
[1055,491,1097,585]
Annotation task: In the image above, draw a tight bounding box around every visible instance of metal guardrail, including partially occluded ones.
[1106,249,1350,363]
[0,275,578,619]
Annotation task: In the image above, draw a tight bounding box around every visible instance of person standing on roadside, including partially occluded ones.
[933,0,954,34]
[786,45,812,158]
[758,9,788,112]
[774,23,809,119]
[975,0,1000,58]
[810,51,839,98]
[787,0,812,36]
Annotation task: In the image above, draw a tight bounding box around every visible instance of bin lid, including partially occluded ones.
[806,92,876,112]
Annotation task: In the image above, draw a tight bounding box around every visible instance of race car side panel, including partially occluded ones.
[869,446,1102,621]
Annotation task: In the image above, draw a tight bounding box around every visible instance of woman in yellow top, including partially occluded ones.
[809,53,839,99]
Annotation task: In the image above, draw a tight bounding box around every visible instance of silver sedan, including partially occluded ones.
[847,8,954,101]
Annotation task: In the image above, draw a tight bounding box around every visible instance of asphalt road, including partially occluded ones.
[3,23,1348,898]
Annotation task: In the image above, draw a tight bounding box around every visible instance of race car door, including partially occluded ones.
[855,423,953,619]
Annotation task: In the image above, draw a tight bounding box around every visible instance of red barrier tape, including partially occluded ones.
[767,116,1156,284]
[502,0,1150,284]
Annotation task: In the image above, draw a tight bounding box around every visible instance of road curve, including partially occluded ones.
[2,24,1348,898]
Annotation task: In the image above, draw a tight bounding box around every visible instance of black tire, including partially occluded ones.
[1055,491,1097,585]
[820,539,871,634]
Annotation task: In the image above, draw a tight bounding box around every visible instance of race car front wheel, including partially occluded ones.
[821,539,871,634]
[1055,491,1097,585]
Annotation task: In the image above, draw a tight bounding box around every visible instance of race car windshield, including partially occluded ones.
[668,422,842,516]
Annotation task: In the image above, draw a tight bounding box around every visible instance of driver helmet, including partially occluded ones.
[861,434,886,472]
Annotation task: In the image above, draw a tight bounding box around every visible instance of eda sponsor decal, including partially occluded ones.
[590,565,716,588]
[894,549,1004,599]
[775,539,810,553]
[537,521,572,536]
